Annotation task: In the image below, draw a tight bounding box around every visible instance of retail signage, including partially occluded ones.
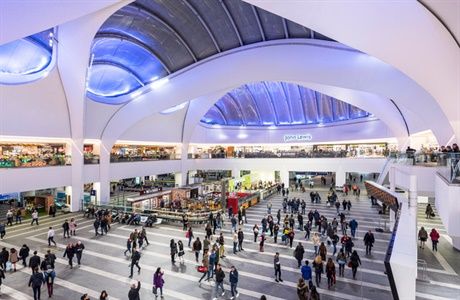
[283,134,313,143]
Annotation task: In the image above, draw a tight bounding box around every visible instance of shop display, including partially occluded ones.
[111,144,179,162]
[0,142,69,168]
[188,142,396,159]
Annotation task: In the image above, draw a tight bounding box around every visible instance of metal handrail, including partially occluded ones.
[417,259,428,281]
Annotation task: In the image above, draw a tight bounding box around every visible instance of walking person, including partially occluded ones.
[177,240,185,264]
[99,291,109,300]
[19,244,30,267]
[198,250,209,283]
[124,238,132,256]
[193,237,202,262]
[9,248,18,272]
[301,260,312,282]
[69,218,77,236]
[259,232,266,252]
[274,252,283,282]
[312,233,320,255]
[336,249,347,277]
[44,259,56,298]
[350,250,361,279]
[237,228,244,251]
[30,210,39,226]
[213,264,225,300]
[0,248,8,270]
[93,218,100,236]
[28,267,45,300]
[0,266,5,295]
[233,231,238,254]
[129,249,141,278]
[0,222,5,240]
[326,257,336,289]
[75,241,85,266]
[141,226,149,245]
[128,281,141,300]
[313,255,323,286]
[229,266,239,300]
[187,226,194,248]
[297,278,309,300]
[294,243,305,268]
[253,224,259,242]
[153,267,165,298]
[63,243,74,269]
[62,220,70,238]
[349,219,358,238]
[29,251,41,273]
[363,230,375,255]
[425,204,434,219]
[47,227,57,247]
[430,228,440,251]
[418,227,428,249]
[319,242,327,261]
[170,239,177,263]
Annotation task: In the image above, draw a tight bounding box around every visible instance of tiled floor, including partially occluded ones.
[3,187,454,299]
[0,188,395,300]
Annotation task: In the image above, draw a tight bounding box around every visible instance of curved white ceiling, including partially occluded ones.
[102,40,452,147]
[243,0,460,142]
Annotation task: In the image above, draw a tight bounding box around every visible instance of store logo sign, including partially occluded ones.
[283,134,313,142]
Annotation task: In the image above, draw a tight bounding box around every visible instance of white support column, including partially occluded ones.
[92,182,101,205]
[335,169,346,187]
[69,139,84,212]
[389,166,396,192]
[175,172,187,187]
[280,170,289,187]
[98,142,111,205]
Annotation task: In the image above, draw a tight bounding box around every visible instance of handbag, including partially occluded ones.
[5,261,12,271]
[197,266,208,273]
[186,231,190,238]
[347,261,353,268]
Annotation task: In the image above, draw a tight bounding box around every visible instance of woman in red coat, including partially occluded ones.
[429,228,440,252]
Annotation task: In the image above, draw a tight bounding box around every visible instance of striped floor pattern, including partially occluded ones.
[2,189,453,299]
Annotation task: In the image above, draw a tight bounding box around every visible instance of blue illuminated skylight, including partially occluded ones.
[201,82,371,127]
[0,29,54,84]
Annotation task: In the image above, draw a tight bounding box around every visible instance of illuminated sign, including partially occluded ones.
[283,134,313,143]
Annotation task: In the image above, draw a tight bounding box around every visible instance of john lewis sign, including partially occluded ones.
[283,134,313,142]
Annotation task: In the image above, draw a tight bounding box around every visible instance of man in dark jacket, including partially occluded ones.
[214,264,225,298]
[62,220,70,238]
[192,237,202,262]
[74,241,85,265]
[237,228,244,251]
[128,280,141,300]
[29,251,41,273]
[19,244,30,267]
[229,266,239,299]
[29,267,45,300]
[364,230,375,255]
[294,243,305,268]
[129,249,141,278]
[0,248,9,269]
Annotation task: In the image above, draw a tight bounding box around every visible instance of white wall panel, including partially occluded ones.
[184,158,386,174]
[0,166,72,194]
[0,69,70,138]
[109,160,181,181]
[119,110,185,142]
[435,174,460,239]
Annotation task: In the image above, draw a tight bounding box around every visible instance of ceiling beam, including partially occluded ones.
[219,0,243,46]
[214,105,228,125]
[183,0,221,53]
[131,3,197,62]
[282,18,289,39]
[297,84,307,124]
[252,6,266,41]
[279,82,293,123]
[244,85,263,125]
[262,81,279,125]
[227,92,247,126]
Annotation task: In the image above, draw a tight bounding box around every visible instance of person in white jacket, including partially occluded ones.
[31,210,39,226]
[47,227,57,246]
[311,233,321,255]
